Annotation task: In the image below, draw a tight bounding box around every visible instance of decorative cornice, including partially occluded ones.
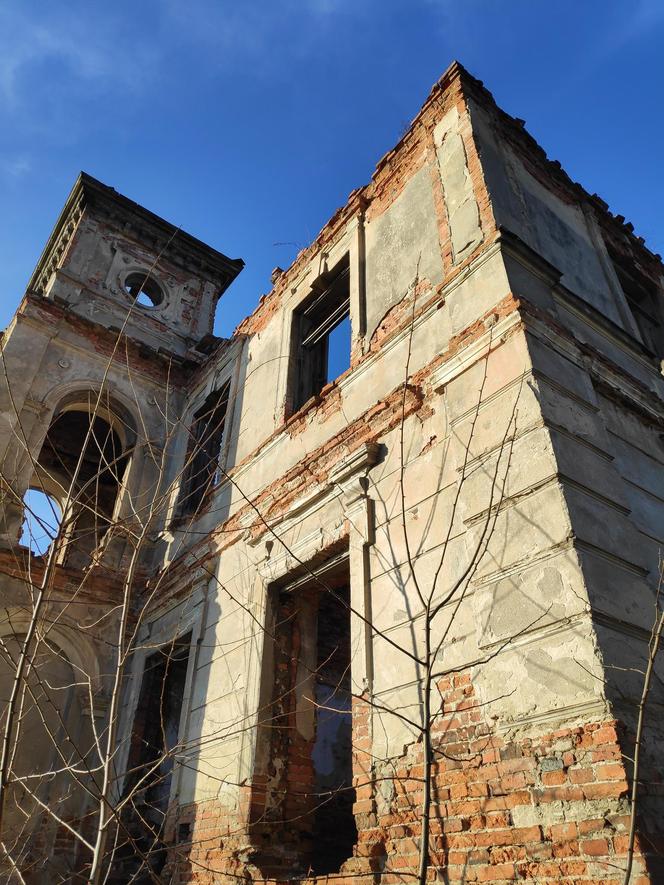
[245,442,380,547]
[29,190,85,297]
[496,697,609,735]
[26,172,244,299]
[431,310,521,391]
[497,226,563,287]
[329,442,380,489]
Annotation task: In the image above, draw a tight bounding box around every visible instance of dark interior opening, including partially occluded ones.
[34,409,128,565]
[311,583,357,874]
[252,556,357,876]
[179,382,230,515]
[121,634,192,877]
[292,254,351,411]
[124,272,164,308]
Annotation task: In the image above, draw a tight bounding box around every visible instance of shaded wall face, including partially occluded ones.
[465,97,657,341]
[462,103,664,837]
[0,635,94,839]
[502,216,664,851]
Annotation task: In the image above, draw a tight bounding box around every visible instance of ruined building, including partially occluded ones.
[0,62,663,883]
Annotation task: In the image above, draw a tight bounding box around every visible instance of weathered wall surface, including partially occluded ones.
[466,96,644,337]
[148,70,660,882]
[364,164,444,342]
[1,63,662,883]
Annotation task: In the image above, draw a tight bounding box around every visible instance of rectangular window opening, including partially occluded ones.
[312,581,356,874]
[252,556,357,877]
[292,255,351,411]
[179,381,230,514]
[122,633,192,876]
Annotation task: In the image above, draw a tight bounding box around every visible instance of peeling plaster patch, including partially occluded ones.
[475,565,569,648]
[434,108,483,263]
[364,166,443,342]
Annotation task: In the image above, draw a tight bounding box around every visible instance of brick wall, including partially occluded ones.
[161,670,656,884]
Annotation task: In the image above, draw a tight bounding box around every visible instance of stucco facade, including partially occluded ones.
[1,62,663,883]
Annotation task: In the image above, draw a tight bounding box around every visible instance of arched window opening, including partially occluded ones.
[20,488,61,555]
[124,272,164,308]
[33,409,129,566]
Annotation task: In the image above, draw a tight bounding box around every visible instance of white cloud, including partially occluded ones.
[159,0,375,62]
[0,3,157,106]
[0,0,379,112]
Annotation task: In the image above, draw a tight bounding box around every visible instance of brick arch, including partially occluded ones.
[43,383,139,451]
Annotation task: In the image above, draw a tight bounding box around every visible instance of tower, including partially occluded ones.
[0,172,243,557]
[0,175,242,879]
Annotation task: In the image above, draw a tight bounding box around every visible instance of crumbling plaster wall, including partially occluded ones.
[462,92,664,808]
[153,98,614,825]
[145,73,664,882]
[3,63,663,882]
[364,163,444,342]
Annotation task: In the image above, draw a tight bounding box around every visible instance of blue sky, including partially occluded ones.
[1,0,662,338]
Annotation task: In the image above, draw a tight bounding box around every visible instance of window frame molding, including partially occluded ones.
[115,596,203,805]
[172,361,239,522]
[280,213,367,421]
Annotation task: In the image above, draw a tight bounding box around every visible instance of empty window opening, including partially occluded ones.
[20,488,61,555]
[179,382,230,515]
[122,634,192,876]
[292,255,351,411]
[124,272,164,308]
[252,556,356,876]
[311,583,356,874]
[31,409,128,567]
[618,267,662,354]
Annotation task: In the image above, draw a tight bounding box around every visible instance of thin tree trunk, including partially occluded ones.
[87,533,147,885]
[623,592,664,885]
[417,624,432,885]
